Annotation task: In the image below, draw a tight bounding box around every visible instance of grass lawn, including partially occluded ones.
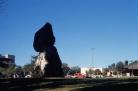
[0,77,138,91]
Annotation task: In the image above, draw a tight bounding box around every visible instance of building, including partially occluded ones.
[0,54,15,67]
[127,61,138,76]
[81,67,103,74]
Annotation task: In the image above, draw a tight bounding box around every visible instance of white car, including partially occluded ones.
[25,74,31,78]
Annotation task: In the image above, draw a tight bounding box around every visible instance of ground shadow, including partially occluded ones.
[1,78,138,91]
[0,78,64,91]
[71,78,138,91]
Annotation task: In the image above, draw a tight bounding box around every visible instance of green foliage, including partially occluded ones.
[124,60,128,66]
[111,63,116,71]
[62,63,70,75]
[71,66,80,73]
[31,55,37,62]
[95,69,102,75]
[23,55,37,71]
[86,69,101,75]
[86,69,95,75]
[0,65,16,75]
[23,60,35,72]
[116,61,124,72]
[68,66,81,75]
[102,68,109,76]
[23,55,38,77]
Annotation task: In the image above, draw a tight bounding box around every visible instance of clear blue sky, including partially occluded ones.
[0,0,138,68]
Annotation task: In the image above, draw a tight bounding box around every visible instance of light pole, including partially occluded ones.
[129,60,134,77]
[131,61,134,77]
[91,48,96,67]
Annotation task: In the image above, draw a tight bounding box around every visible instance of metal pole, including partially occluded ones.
[91,48,95,67]
[130,60,134,77]
[132,62,134,77]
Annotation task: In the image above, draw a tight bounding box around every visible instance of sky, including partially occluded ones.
[0,0,138,68]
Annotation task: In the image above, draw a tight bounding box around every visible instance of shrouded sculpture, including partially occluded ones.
[33,22,64,77]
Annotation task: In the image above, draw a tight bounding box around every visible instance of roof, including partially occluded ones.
[128,61,138,69]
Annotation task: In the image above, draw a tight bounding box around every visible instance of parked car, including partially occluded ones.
[73,73,86,78]
[25,74,31,78]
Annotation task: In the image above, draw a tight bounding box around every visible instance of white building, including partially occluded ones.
[4,54,15,64]
[81,67,103,74]
[0,54,15,66]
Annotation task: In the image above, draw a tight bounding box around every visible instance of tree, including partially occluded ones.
[124,60,128,66]
[0,65,16,78]
[108,65,112,71]
[108,63,116,71]
[68,66,80,75]
[102,68,109,76]
[71,66,80,73]
[23,55,37,72]
[62,63,70,76]
[23,63,34,72]
[31,55,37,66]
[86,69,95,75]
[95,69,102,75]
[111,63,116,71]
[116,61,124,74]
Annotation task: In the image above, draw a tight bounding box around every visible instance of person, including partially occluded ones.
[33,22,64,77]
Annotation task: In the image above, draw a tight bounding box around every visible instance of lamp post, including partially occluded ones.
[130,60,134,77]
[131,61,134,77]
[91,48,96,67]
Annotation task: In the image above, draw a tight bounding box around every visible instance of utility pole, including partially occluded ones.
[91,48,96,67]
[129,60,134,77]
[131,61,134,77]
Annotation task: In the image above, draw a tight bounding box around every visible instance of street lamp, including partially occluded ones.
[129,60,134,77]
[131,61,134,77]
[91,48,96,67]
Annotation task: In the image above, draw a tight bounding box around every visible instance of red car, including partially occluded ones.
[73,73,86,78]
